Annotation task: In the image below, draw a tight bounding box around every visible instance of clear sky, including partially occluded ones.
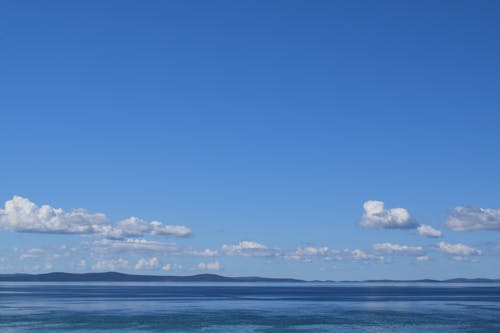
[0,0,499,280]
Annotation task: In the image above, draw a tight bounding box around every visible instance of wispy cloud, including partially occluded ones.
[190,249,219,257]
[92,238,178,253]
[446,206,500,232]
[416,255,429,262]
[19,248,45,260]
[285,246,342,262]
[451,256,479,263]
[222,241,280,257]
[91,258,129,271]
[91,238,218,258]
[0,196,191,238]
[351,249,384,261]
[437,241,482,256]
[372,242,423,255]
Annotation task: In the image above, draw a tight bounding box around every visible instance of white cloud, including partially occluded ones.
[0,196,107,234]
[351,249,384,261]
[295,246,331,256]
[99,218,191,239]
[416,255,429,262]
[0,195,191,238]
[437,241,482,256]
[197,261,220,271]
[360,201,445,239]
[77,259,87,268]
[372,242,423,255]
[452,256,479,263]
[360,201,417,229]
[286,246,342,262]
[93,238,178,253]
[234,241,267,249]
[31,262,54,272]
[19,248,45,260]
[446,206,500,232]
[287,248,387,262]
[285,255,312,262]
[134,257,160,270]
[91,239,218,260]
[162,263,181,272]
[92,258,129,271]
[15,245,79,264]
[351,249,368,260]
[191,249,218,257]
[222,241,280,257]
[417,224,443,238]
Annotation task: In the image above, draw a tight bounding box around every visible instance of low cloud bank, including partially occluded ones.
[0,196,191,239]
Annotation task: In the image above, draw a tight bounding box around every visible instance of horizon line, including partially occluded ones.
[1,271,499,283]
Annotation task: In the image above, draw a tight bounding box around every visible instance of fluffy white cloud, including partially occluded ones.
[360,201,417,229]
[134,257,160,270]
[372,242,423,255]
[0,196,107,234]
[417,224,443,238]
[437,241,482,256]
[0,196,191,238]
[91,258,129,271]
[446,206,500,232]
[416,255,429,262]
[222,241,280,257]
[197,261,220,271]
[360,201,445,239]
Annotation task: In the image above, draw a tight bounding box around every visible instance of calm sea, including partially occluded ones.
[1,282,499,332]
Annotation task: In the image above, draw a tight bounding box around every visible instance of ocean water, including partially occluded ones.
[1,282,499,332]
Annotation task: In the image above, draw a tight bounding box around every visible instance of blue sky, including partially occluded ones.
[0,1,499,280]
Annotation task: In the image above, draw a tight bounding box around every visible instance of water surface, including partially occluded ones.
[1,282,499,332]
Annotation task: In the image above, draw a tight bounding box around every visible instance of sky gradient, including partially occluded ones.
[1,0,499,280]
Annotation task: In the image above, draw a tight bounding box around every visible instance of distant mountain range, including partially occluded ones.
[361,278,500,283]
[0,272,499,283]
[0,272,302,282]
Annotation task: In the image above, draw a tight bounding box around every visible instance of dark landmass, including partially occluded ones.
[0,272,499,283]
[362,278,500,283]
[0,272,302,283]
